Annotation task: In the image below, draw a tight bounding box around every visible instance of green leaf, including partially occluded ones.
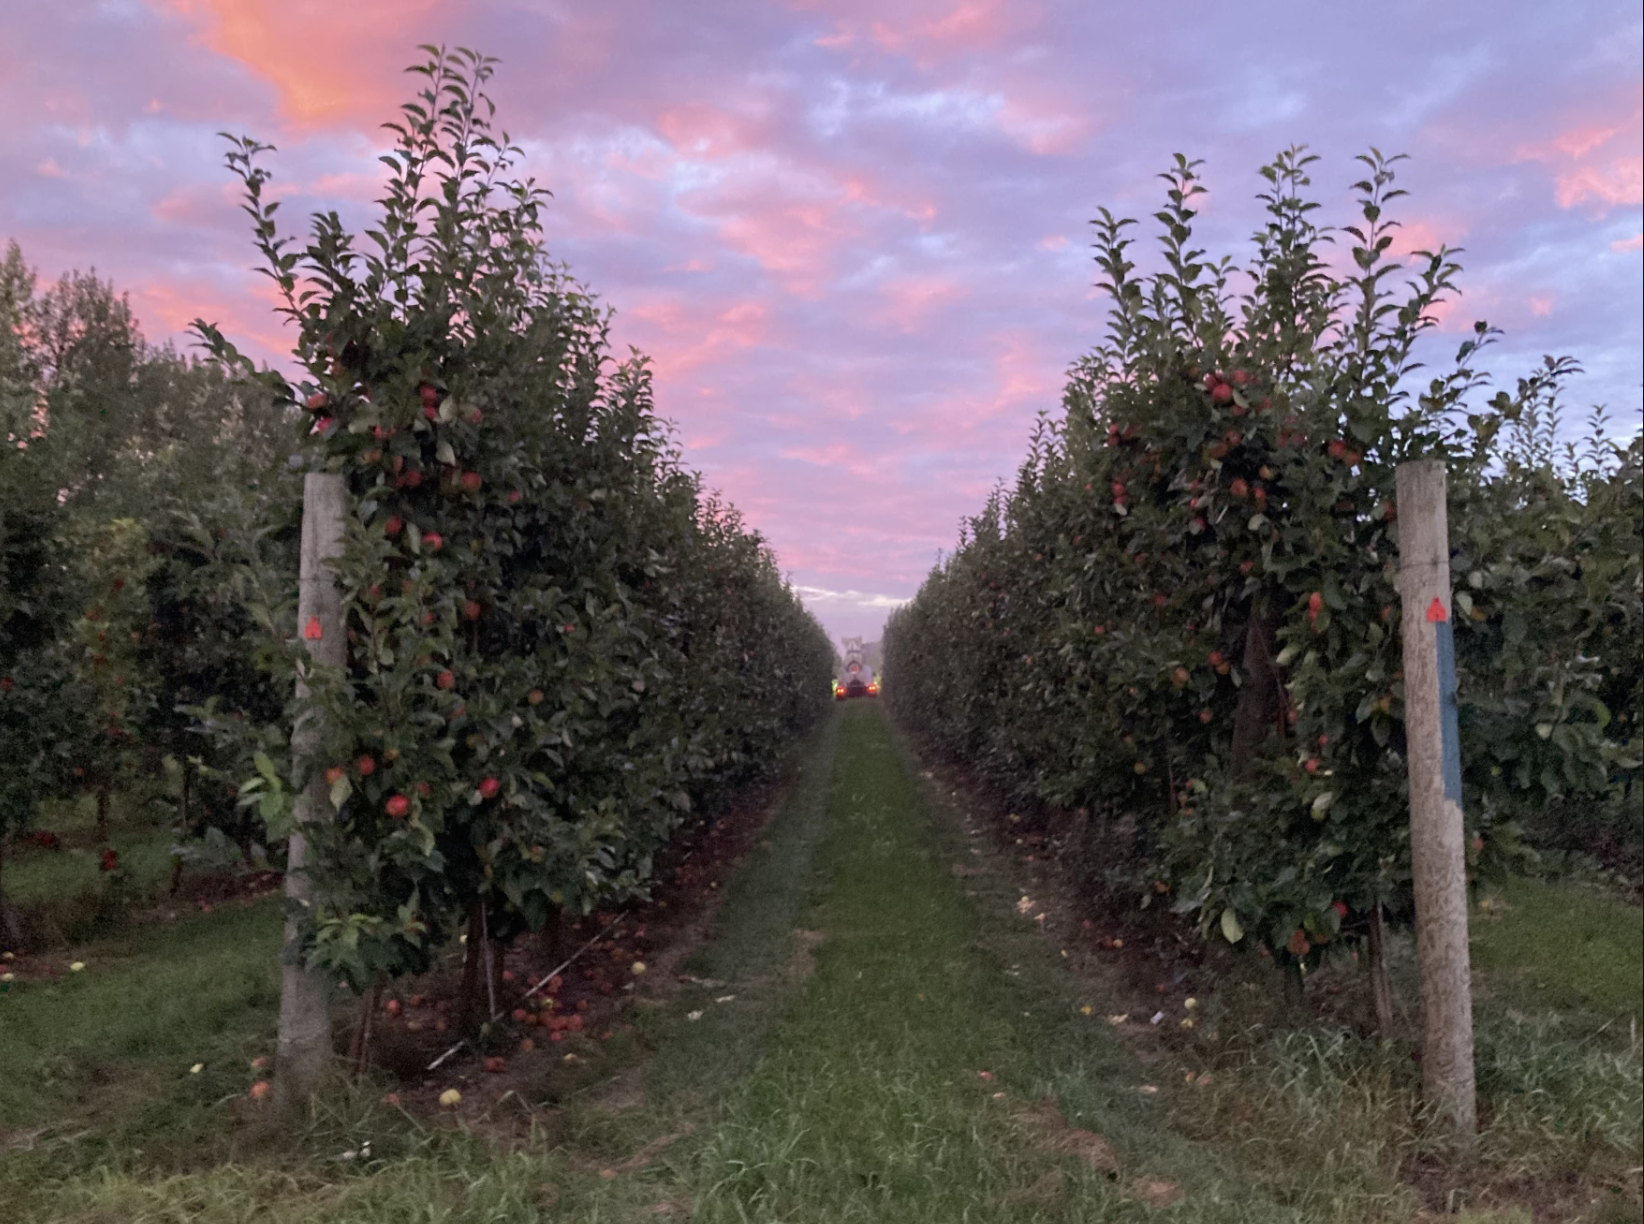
[329,774,353,810]
[1220,908,1245,943]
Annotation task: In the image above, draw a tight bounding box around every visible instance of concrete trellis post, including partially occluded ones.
[1395,459,1477,1141]
[273,471,346,1112]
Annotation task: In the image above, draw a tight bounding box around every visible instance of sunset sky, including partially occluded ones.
[3,0,1640,644]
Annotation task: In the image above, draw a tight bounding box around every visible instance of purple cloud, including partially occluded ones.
[2,0,1637,646]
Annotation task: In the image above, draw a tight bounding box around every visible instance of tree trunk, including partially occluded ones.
[95,783,111,843]
[170,761,193,896]
[1368,903,1396,1040]
[0,841,22,951]
[1229,601,1284,781]
[273,472,347,1116]
[458,899,486,1031]
[487,927,504,1019]
[348,980,383,1078]
[179,759,193,833]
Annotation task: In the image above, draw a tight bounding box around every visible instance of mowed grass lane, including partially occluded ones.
[689,701,1287,1222]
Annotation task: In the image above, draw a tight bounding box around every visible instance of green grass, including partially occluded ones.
[3,707,1638,1222]
[0,898,282,1142]
[686,703,1300,1222]
[1471,874,1643,1019]
[3,778,194,951]
[0,716,847,1224]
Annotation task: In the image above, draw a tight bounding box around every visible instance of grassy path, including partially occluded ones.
[674,701,1285,1222]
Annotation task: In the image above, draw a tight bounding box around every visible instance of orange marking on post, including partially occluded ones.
[1425,598,1448,623]
[303,616,324,640]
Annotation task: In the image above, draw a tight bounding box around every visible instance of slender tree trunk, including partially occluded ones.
[179,759,192,832]
[1229,601,1284,781]
[95,783,111,843]
[1367,903,1396,1040]
[0,841,22,950]
[273,472,347,1115]
[348,980,383,1078]
[1283,959,1306,1010]
[459,899,486,1031]
[170,761,193,896]
[487,924,504,1019]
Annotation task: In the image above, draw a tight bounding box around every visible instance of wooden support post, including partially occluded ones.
[1395,460,1477,1141]
[273,472,346,1113]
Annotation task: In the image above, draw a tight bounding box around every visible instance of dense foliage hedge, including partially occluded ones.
[2,242,294,917]
[885,151,1641,981]
[1,50,835,993]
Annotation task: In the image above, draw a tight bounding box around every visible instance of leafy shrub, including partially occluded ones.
[194,48,834,992]
[884,149,1640,986]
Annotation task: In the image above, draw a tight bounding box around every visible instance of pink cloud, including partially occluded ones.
[873,274,967,331]
[679,173,860,296]
[803,0,1042,61]
[1612,233,1643,252]
[624,295,777,374]
[1553,160,1643,210]
[152,0,453,128]
[1514,101,1644,215]
[151,181,239,226]
[656,102,768,160]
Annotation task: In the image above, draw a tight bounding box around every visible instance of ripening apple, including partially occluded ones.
[423,531,444,551]
[1304,758,1320,775]
[384,516,403,537]
[305,392,329,412]
[463,600,482,620]
[404,469,423,489]
[527,688,545,705]
[385,794,411,818]
[478,777,500,800]
[460,472,482,494]
[385,998,402,1017]
[325,766,346,786]
[1199,708,1213,723]
[1210,381,1233,404]
[357,755,376,777]
[436,670,455,690]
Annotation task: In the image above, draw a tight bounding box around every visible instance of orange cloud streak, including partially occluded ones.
[153,0,450,127]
